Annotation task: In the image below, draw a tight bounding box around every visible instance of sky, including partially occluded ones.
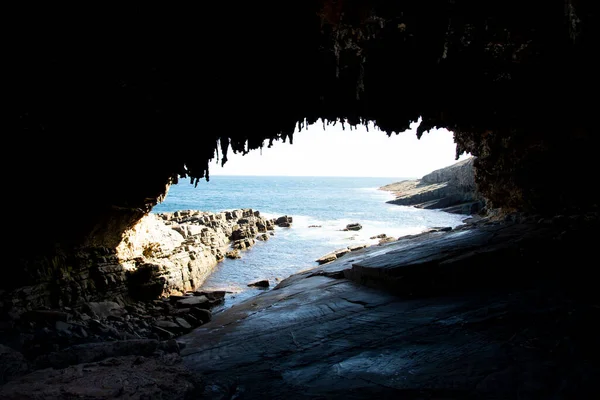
[208,119,471,179]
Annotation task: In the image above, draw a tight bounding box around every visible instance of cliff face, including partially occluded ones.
[118,209,276,299]
[1,209,277,316]
[381,157,484,214]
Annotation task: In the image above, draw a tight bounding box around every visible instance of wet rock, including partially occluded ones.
[189,308,212,324]
[378,237,397,245]
[316,253,337,265]
[256,233,269,241]
[344,223,362,231]
[174,317,192,330]
[430,226,453,232]
[225,249,241,259]
[370,233,387,239]
[316,248,352,265]
[247,280,270,288]
[176,296,209,308]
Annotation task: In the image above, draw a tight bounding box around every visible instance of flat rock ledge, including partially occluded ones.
[177,210,600,399]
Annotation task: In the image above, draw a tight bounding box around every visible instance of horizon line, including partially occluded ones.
[182,174,419,180]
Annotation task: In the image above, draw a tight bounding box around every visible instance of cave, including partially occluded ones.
[3,1,599,398]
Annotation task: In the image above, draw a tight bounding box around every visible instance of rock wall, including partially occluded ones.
[118,209,276,299]
[1,209,277,317]
[380,157,484,214]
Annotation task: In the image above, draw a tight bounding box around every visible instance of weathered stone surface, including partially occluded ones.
[377,236,396,245]
[275,216,293,227]
[116,209,277,298]
[247,280,269,288]
[178,213,600,399]
[316,246,362,265]
[176,295,209,308]
[348,244,368,252]
[225,249,241,259]
[343,223,362,231]
[256,233,269,241]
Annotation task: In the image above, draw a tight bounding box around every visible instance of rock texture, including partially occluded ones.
[380,157,484,214]
[118,209,277,298]
[0,208,278,319]
[178,211,600,399]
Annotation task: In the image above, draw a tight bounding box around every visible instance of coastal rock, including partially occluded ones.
[316,253,337,265]
[256,233,269,241]
[344,223,362,231]
[225,250,241,259]
[348,244,368,251]
[380,157,485,215]
[178,214,600,399]
[370,233,387,239]
[275,216,293,227]
[378,237,397,245]
[316,248,353,265]
[247,280,270,288]
[115,209,277,298]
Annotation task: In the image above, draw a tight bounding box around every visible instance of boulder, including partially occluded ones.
[256,233,269,241]
[344,223,362,231]
[316,253,337,265]
[176,296,209,308]
[247,280,270,288]
[225,250,241,259]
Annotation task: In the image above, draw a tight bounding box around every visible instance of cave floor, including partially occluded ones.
[179,217,600,399]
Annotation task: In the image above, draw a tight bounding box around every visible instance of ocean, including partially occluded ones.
[151,175,469,309]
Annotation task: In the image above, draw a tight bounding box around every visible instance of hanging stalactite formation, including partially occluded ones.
[9,0,598,263]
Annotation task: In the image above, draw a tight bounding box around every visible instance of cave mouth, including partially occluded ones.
[144,123,476,306]
[4,1,600,394]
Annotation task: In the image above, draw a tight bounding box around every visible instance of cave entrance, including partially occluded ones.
[135,119,474,309]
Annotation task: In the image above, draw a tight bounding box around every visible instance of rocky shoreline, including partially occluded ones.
[3,209,599,397]
[0,208,294,395]
[380,157,485,215]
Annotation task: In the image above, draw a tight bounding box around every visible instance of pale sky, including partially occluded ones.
[209,119,471,179]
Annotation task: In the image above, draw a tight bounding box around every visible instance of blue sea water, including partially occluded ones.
[152,175,470,309]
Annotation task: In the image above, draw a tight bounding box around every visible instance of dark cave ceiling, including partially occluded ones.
[10,0,598,252]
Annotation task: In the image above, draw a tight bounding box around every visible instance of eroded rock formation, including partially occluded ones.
[118,209,276,299]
